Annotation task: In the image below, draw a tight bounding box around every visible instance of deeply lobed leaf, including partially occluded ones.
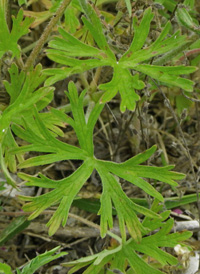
[63,219,191,273]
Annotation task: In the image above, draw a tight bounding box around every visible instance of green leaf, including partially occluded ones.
[46,9,196,100]
[46,52,109,72]
[134,64,196,91]
[49,27,102,57]
[18,152,85,168]
[152,40,196,66]
[0,144,18,189]
[72,192,200,215]
[122,145,157,166]
[64,218,191,274]
[0,8,34,58]
[102,145,184,189]
[124,0,132,17]
[64,5,80,33]
[81,4,115,59]
[11,104,87,169]
[96,161,159,241]
[100,67,142,112]
[176,7,200,33]
[44,67,78,86]
[66,82,88,149]
[121,27,187,65]
[85,101,105,154]
[3,64,25,104]
[106,163,184,186]
[184,0,195,8]
[3,128,23,172]
[0,263,12,274]
[123,8,154,57]
[19,160,94,236]
[16,246,67,274]
[3,64,52,120]
[142,218,192,247]
[165,193,200,209]
[138,65,197,75]
[121,244,163,274]
[0,216,30,246]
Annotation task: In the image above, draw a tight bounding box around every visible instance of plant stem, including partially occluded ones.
[24,0,72,71]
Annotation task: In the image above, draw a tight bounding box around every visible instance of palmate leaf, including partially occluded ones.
[63,219,191,274]
[11,83,102,235]
[13,83,185,242]
[46,5,196,112]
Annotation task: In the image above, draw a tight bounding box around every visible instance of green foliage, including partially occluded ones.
[16,246,67,274]
[0,216,30,246]
[0,0,199,273]
[45,6,196,111]
[1,246,66,273]
[0,64,57,188]
[10,83,185,245]
[176,6,200,34]
[63,218,192,273]
[0,263,12,274]
[0,7,34,58]
[73,192,200,214]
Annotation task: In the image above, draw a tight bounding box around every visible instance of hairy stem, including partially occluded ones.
[24,0,72,71]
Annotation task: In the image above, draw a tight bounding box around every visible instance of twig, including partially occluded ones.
[173,220,200,232]
[181,90,200,103]
[151,78,200,223]
[178,48,200,64]
[0,210,122,243]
